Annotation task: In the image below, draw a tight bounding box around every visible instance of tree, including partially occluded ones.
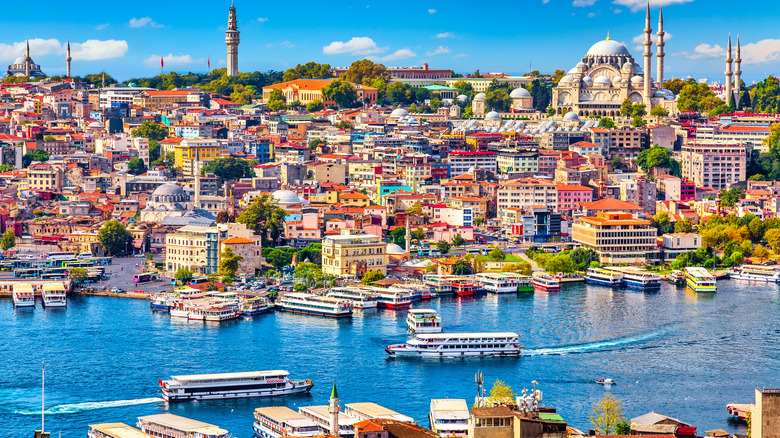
[452,259,472,275]
[322,80,358,108]
[488,248,506,261]
[663,78,688,95]
[127,157,147,175]
[720,187,745,207]
[452,80,475,100]
[501,262,533,276]
[430,97,442,111]
[362,269,385,285]
[615,421,631,435]
[620,98,634,117]
[0,164,13,172]
[569,247,598,270]
[387,82,412,105]
[97,220,133,255]
[411,228,426,241]
[485,88,511,112]
[677,82,725,112]
[70,267,88,282]
[650,105,669,117]
[751,75,780,113]
[340,59,390,86]
[543,253,574,273]
[22,149,50,167]
[0,229,15,251]
[293,282,308,292]
[267,88,286,111]
[487,380,516,405]
[551,69,566,84]
[652,212,674,236]
[175,267,193,284]
[283,62,333,82]
[752,244,771,262]
[306,100,324,112]
[414,87,431,103]
[611,155,624,171]
[266,247,294,269]
[590,393,626,435]
[389,227,406,245]
[131,120,168,142]
[599,117,616,128]
[452,234,465,247]
[436,240,450,255]
[674,219,693,233]
[636,145,680,177]
[632,115,647,127]
[236,193,286,244]
[218,247,244,278]
[229,84,257,104]
[765,228,780,252]
[201,157,254,180]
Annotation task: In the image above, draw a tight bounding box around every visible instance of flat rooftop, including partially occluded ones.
[88,423,153,438]
[345,402,414,422]
[137,413,227,435]
[170,370,289,381]
[430,399,469,419]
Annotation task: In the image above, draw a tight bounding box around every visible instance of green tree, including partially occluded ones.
[551,69,566,84]
[650,105,669,117]
[175,267,193,284]
[414,87,431,103]
[615,420,631,435]
[636,145,680,177]
[387,82,412,105]
[487,380,516,405]
[452,80,475,100]
[488,248,506,261]
[452,259,472,275]
[590,393,626,435]
[485,87,511,112]
[266,247,294,269]
[751,75,780,113]
[652,212,674,235]
[22,149,50,167]
[620,98,634,117]
[340,59,390,86]
[0,164,13,172]
[131,120,168,142]
[569,247,598,270]
[267,88,287,111]
[236,193,286,244]
[218,247,244,278]
[201,157,254,180]
[677,82,725,112]
[430,97,442,111]
[293,282,308,292]
[389,227,406,245]
[720,187,745,207]
[452,234,465,247]
[674,219,693,233]
[283,62,333,82]
[632,115,647,127]
[500,262,533,276]
[362,269,385,285]
[322,80,358,108]
[436,240,450,255]
[411,228,426,241]
[0,229,15,251]
[127,157,147,175]
[764,228,780,252]
[229,84,256,104]
[306,100,324,112]
[97,220,133,255]
[752,244,771,262]
[543,253,574,273]
[663,78,689,95]
[599,117,616,128]
[70,267,88,282]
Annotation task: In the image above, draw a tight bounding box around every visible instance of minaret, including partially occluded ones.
[643,1,653,105]
[734,36,742,109]
[405,215,411,253]
[225,2,240,77]
[328,383,340,436]
[24,39,31,77]
[66,40,72,77]
[656,5,665,87]
[725,34,733,107]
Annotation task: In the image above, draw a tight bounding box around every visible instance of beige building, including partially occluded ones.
[571,212,657,265]
[165,225,220,275]
[752,388,780,438]
[681,143,747,190]
[469,407,514,438]
[449,197,489,221]
[321,230,388,278]
[496,178,557,213]
[27,163,63,191]
[220,237,262,275]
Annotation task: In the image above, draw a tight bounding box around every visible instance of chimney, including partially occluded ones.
[423,63,429,71]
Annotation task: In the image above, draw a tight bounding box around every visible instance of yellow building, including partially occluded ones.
[27,163,63,191]
[321,230,388,278]
[165,225,221,275]
[449,196,489,221]
[339,192,371,207]
[571,212,657,265]
[309,191,340,204]
[174,138,221,176]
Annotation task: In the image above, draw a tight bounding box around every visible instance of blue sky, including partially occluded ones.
[1,0,779,83]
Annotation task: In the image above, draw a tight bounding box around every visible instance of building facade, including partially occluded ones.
[571,212,657,265]
[321,230,388,278]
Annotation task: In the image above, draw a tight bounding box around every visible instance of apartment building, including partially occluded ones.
[447,151,497,176]
[681,143,747,190]
[165,225,220,275]
[496,178,557,213]
[321,230,388,278]
[496,150,538,176]
[571,212,657,265]
[174,138,221,176]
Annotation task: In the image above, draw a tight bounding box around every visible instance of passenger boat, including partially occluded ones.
[446,277,476,297]
[253,406,321,438]
[327,287,378,309]
[160,370,314,402]
[385,332,522,357]
[608,267,661,290]
[406,309,442,334]
[150,293,176,311]
[584,268,624,287]
[685,267,717,293]
[729,264,780,282]
[595,377,617,386]
[375,289,413,310]
[136,413,229,438]
[299,404,360,438]
[204,301,241,322]
[12,284,35,308]
[476,273,533,293]
[667,270,686,286]
[429,399,469,437]
[391,283,431,300]
[240,296,272,316]
[532,273,561,291]
[41,283,67,307]
[422,275,453,297]
[276,293,353,318]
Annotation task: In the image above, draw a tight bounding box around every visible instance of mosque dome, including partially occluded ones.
[153,183,186,198]
[563,112,580,121]
[594,76,611,85]
[390,108,409,118]
[87,121,104,129]
[586,39,631,57]
[582,76,593,84]
[612,76,623,84]
[485,111,501,120]
[456,94,468,102]
[510,88,532,98]
[387,243,406,255]
[473,92,486,100]
[631,75,644,85]
[13,56,25,65]
[272,189,304,205]
[151,183,189,205]
[559,75,573,84]
[576,61,587,68]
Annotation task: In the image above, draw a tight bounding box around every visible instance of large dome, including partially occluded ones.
[13,56,25,65]
[510,88,532,98]
[387,243,406,255]
[272,189,304,205]
[390,108,409,118]
[586,39,631,57]
[485,111,501,120]
[473,92,486,100]
[153,183,186,197]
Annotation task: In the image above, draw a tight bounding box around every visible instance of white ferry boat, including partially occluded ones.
[730,264,780,282]
[406,309,442,334]
[41,283,67,307]
[160,370,314,402]
[277,293,353,318]
[204,301,242,322]
[241,296,272,316]
[685,267,717,293]
[429,399,469,437]
[12,284,35,308]
[607,267,661,290]
[423,275,453,296]
[390,283,431,300]
[386,332,522,358]
[253,406,322,438]
[532,274,561,291]
[374,288,413,310]
[584,268,624,287]
[327,287,378,309]
[476,273,533,293]
[137,413,229,438]
[150,293,176,311]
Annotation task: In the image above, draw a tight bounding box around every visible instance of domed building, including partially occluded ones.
[272,189,307,207]
[551,5,676,117]
[510,87,534,112]
[140,183,192,223]
[484,110,502,128]
[2,40,45,80]
[472,92,487,117]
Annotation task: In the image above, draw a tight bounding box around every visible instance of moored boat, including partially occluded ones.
[476,273,533,293]
[253,406,321,438]
[204,301,241,322]
[446,277,476,297]
[277,293,353,317]
[429,399,469,437]
[423,275,454,297]
[729,264,780,282]
[374,288,413,310]
[160,370,313,402]
[136,413,229,438]
[532,273,561,291]
[685,267,717,293]
[12,284,35,308]
[607,267,661,290]
[584,268,624,287]
[386,332,522,358]
[240,296,272,316]
[327,286,378,309]
[41,283,67,307]
[667,270,686,286]
[150,293,176,311]
[406,309,442,334]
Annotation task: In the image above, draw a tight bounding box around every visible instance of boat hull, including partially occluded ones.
[377,301,411,310]
[163,382,313,402]
[13,301,35,308]
[585,276,623,287]
[686,279,717,293]
[729,273,780,283]
[242,307,272,316]
[42,300,66,308]
[277,307,352,318]
[532,281,560,291]
[407,326,442,334]
[386,348,521,358]
[150,303,170,311]
[624,279,661,290]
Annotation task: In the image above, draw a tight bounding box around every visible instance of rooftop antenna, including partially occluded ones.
[475,370,484,407]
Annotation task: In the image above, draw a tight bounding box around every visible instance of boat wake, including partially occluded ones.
[523,328,670,356]
[14,397,163,415]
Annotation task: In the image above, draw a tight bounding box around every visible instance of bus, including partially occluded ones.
[189,276,208,285]
[63,261,95,268]
[47,252,76,261]
[14,268,42,278]
[87,257,112,266]
[134,272,160,283]
[42,271,69,280]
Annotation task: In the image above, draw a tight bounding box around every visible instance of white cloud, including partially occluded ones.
[573,0,597,6]
[266,41,295,49]
[741,39,780,65]
[453,53,468,58]
[428,9,437,14]
[614,8,623,13]
[323,37,386,55]
[436,32,456,39]
[673,43,724,60]
[613,0,693,12]
[374,48,416,62]
[426,46,451,56]
[542,0,551,4]
[144,54,204,68]
[0,38,127,62]
[257,17,269,23]
[71,40,129,61]
[631,31,673,51]
[587,12,597,17]
[129,17,162,28]
[95,23,109,30]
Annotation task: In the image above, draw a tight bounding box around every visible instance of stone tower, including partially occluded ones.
[328,383,340,436]
[656,5,665,87]
[225,2,240,77]
[725,34,733,106]
[66,40,72,77]
[24,40,31,77]
[643,1,653,105]
[405,215,411,253]
[734,36,742,109]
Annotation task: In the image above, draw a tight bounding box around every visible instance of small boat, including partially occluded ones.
[476,273,533,293]
[595,377,617,385]
[609,268,661,290]
[12,286,35,308]
[150,293,176,311]
[374,288,413,310]
[685,267,717,293]
[532,273,561,291]
[406,309,442,334]
[423,275,454,297]
[447,278,476,297]
[327,286,378,309]
[240,296,272,316]
[667,270,686,286]
[584,268,624,287]
[276,293,353,318]
[41,283,67,307]
[729,264,780,282]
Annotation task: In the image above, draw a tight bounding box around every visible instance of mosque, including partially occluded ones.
[551,4,677,117]
[2,40,46,79]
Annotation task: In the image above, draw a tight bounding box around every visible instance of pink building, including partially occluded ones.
[556,183,593,213]
[285,212,320,240]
